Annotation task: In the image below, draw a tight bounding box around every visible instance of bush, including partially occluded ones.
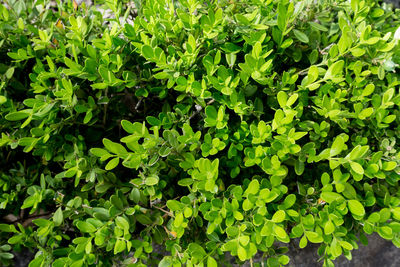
[1,0,400,266]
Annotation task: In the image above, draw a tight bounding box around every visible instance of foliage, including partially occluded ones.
[1,0,400,266]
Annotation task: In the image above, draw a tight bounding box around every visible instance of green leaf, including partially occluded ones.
[174,213,184,227]
[235,14,250,25]
[14,0,26,15]
[307,65,319,84]
[324,60,344,80]
[348,200,365,217]
[5,67,14,79]
[378,226,393,240]
[330,136,344,157]
[239,235,249,246]
[293,29,309,43]
[242,199,253,211]
[53,208,63,226]
[0,252,14,259]
[103,138,127,155]
[320,192,344,203]
[277,91,288,107]
[142,45,154,59]
[5,111,30,121]
[21,195,36,209]
[0,96,6,105]
[244,179,260,195]
[146,116,161,126]
[351,0,359,12]
[114,239,126,254]
[295,160,305,175]
[308,21,328,32]
[226,53,236,68]
[382,161,396,171]
[359,108,374,119]
[299,235,308,248]
[226,226,239,237]
[272,210,285,223]
[204,105,217,127]
[121,120,135,133]
[145,176,159,186]
[378,65,385,80]
[90,148,109,157]
[105,157,119,170]
[340,241,353,250]
[111,195,124,210]
[350,161,364,175]
[76,221,96,233]
[91,83,108,89]
[279,255,290,265]
[130,188,141,203]
[167,200,181,211]
[178,178,193,186]
[0,224,16,233]
[115,216,129,231]
[324,221,335,235]
[287,93,299,107]
[136,214,152,225]
[159,257,173,267]
[237,245,247,261]
[321,173,330,185]
[305,231,323,243]
[277,2,287,31]
[274,225,288,239]
[351,48,366,57]
[207,256,218,267]
[282,194,296,209]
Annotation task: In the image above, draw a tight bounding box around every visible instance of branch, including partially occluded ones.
[189,99,215,121]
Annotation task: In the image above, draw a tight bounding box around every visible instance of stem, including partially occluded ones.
[103,88,108,127]
[8,211,53,224]
[135,97,143,111]
[189,99,215,120]
[153,205,174,217]
[297,61,326,76]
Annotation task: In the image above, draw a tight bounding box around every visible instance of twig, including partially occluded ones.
[153,205,174,217]
[5,211,53,225]
[135,97,143,111]
[189,99,215,120]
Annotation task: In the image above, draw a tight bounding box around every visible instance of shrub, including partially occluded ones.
[1,0,400,266]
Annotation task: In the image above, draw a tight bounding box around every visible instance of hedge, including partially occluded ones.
[1,0,400,266]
